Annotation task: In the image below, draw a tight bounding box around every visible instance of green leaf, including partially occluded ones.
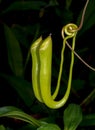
[37,123,61,130]
[63,104,82,130]
[0,73,35,107]
[77,0,95,36]
[72,79,85,91]
[11,24,40,48]
[80,114,95,126]
[19,124,36,130]
[0,106,41,127]
[65,0,72,10]
[49,0,59,6]
[11,24,30,48]
[4,24,23,77]
[0,125,6,130]
[89,71,95,86]
[1,1,47,14]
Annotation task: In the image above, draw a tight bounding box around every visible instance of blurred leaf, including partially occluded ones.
[6,127,11,130]
[72,79,85,91]
[77,0,95,36]
[19,124,36,130]
[39,115,56,124]
[12,23,40,48]
[80,88,95,107]
[0,106,40,127]
[49,0,59,6]
[37,123,61,130]
[4,24,23,77]
[80,114,95,126]
[65,0,72,10]
[1,1,47,14]
[11,24,30,48]
[0,73,35,107]
[0,125,6,130]
[6,128,12,130]
[63,104,82,130]
[89,71,95,86]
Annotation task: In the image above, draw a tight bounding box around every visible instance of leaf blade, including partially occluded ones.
[4,24,23,77]
[0,106,40,127]
[63,104,82,130]
[0,73,35,107]
[77,0,95,36]
[1,1,47,14]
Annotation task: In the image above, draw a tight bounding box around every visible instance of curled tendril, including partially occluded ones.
[61,0,95,72]
[61,23,78,39]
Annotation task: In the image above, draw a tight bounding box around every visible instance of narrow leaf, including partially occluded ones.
[77,0,95,36]
[1,1,47,14]
[0,106,40,127]
[0,73,35,107]
[80,114,95,126]
[4,24,23,77]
